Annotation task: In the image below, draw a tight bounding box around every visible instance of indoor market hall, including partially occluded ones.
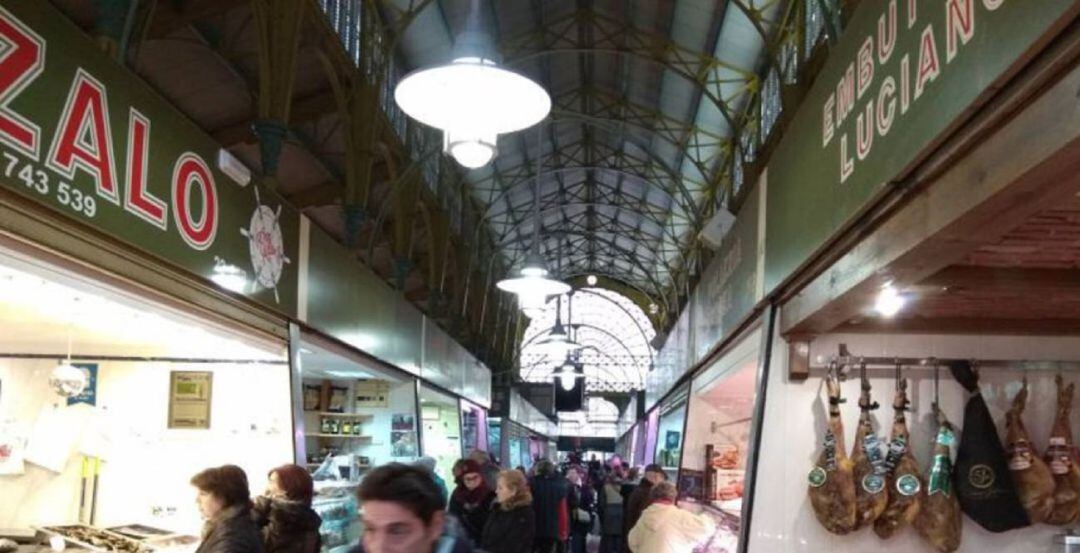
[0,1,1077,553]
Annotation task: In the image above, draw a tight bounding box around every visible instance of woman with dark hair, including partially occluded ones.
[448,459,496,545]
[191,465,263,553]
[252,464,323,553]
[481,470,535,553]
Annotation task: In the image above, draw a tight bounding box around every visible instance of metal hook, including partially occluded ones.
[932,358,941,415]
[894,357,901,390]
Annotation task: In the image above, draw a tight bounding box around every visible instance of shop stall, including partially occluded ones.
[488,417,502,465]
[0,243,293,540]
[653,384,690,477]
[742,3,1080,553]
[460,398,489,457]
[293,334,421,552]
[419,385,463,486]
[642,408,660,469]
[674,324,766,553]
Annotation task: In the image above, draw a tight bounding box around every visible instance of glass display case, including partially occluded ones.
[311,483,359,553]
[676,326,763,553]
[419,385,462,487]
[654,384,690,478]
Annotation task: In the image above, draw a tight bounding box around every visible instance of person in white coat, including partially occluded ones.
[627,482,715,553]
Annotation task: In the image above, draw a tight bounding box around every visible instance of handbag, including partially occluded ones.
[574,507,591,525]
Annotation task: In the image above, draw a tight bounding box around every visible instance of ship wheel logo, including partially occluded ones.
[240,187,290,303]
[968,464,996,490]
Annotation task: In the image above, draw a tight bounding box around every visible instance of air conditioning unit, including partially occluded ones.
[698,207,736,250]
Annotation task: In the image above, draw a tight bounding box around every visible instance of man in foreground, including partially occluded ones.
[352,463,474,553]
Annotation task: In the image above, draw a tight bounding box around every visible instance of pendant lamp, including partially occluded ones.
[496,125,568,313]
[534,293,581,360]
[394,3,550,169]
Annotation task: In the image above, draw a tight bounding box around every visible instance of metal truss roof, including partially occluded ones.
[386,0,786,310]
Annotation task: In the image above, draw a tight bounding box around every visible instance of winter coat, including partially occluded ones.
[448,487,496,545]
[568,483,596,533]
[481,501,535,553]
[623,480,653,544]
[627,503,715,553]
[348,514,475,553]
[197,505,264,553]
[597,483,625,536]
[251,497,322,553]
[531,473,569,539]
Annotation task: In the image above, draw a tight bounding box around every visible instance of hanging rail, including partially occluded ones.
[806,343,1080,377]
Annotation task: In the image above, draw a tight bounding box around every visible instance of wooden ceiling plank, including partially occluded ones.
[923,266,1080,293]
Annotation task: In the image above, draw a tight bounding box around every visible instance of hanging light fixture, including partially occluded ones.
[496,124,568,313]
[534,294,582,360]
[554,350,584,391]
[394,2,550,169]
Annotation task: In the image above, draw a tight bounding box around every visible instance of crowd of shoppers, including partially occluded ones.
[189,451,715,553]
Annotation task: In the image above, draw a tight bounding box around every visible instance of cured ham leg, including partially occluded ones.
[851,374,887,529]
[874,379,923,539]
[1046,374,1080,525]
[808,372,857,535]
[1005,379,1054,523]
[915,412,962,553]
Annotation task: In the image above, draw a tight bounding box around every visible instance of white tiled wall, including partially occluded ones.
[748,331,1080,553]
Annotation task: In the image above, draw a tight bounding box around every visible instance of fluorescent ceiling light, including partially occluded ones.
[874,285,906,318]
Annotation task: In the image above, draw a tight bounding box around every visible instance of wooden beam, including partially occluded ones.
[922,266,1080,294]
[834,317,1080,336]
[781,33,1080,338]
[147,0,247,38]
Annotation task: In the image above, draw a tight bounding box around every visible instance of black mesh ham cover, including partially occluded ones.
[949,360,1030,532]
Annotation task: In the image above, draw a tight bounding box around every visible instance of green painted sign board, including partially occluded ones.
[692,183,762,362]
[764,0,1076,293]
[0,3,299,315]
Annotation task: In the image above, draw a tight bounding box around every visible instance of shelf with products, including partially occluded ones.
[317,412,374,420]
[305,433,375,441]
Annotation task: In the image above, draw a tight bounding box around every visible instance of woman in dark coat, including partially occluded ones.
[596,473,625,553]
[529,460,568,553]
[192,465,264,553]
[448,459,497,546]
[481,469,535,553]
[252,464,322,553]
[566,468,596,553]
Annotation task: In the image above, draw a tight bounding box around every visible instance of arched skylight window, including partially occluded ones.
[519,288,656,393]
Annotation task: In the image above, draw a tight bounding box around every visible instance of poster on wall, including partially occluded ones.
[66,363,97,406]
[392,414,415,430]
[327,386,347,413]
[168,371,212,429]
[391,431,418,458]
[391,414,417,458]
[356,379,389,408]
[303,384,321,411]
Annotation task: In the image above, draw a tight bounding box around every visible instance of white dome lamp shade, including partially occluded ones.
[394,28,550,169]
[534,295,581,359]
[555,357,584,391]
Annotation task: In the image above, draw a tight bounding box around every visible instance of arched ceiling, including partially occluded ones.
[384,0,786,308]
